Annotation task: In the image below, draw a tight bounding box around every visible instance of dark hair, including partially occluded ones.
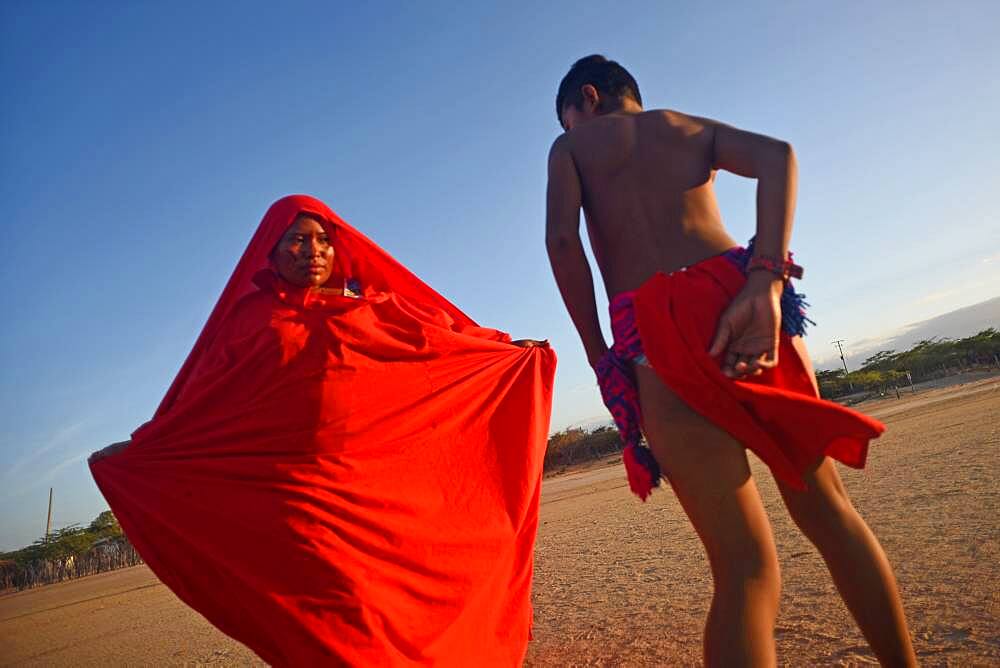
[556,55,642,124]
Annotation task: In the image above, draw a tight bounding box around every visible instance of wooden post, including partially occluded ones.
[45,487,53,542]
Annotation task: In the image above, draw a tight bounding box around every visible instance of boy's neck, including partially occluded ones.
[619,98,644,114]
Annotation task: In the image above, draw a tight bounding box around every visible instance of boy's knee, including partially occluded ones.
[786,490,857,543]
[713,555,782,611]
[711,540,781,590]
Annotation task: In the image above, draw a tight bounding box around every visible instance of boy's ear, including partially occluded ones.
[581,84,600,110]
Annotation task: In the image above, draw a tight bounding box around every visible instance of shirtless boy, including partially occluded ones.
[545,55,916,667]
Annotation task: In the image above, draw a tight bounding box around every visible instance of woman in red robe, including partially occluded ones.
[90,195,556,666]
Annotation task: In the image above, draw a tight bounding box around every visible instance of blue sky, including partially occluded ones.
[2,1,998,551]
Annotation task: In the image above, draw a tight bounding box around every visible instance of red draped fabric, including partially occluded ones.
[90,195,556,666]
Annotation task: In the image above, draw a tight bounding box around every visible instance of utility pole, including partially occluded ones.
[45,487,53,542]
[832,339,854,391]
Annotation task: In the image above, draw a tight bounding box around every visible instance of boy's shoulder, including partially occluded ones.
[549,108,714,162]
[635,108,715,138]
[552,109,709,145]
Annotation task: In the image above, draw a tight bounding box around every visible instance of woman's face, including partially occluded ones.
[272,215,335,287]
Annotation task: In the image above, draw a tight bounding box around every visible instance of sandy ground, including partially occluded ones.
[526,375,1000,667]
[1,375,997,666]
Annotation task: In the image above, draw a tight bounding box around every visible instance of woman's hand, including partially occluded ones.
[511,339,549,348]
[89,440,131,464]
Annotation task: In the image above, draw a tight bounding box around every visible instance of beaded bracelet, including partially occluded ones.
[747,253,804,281]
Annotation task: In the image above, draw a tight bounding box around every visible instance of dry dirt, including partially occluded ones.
[526,376,1000,667]
[2,377,997,666]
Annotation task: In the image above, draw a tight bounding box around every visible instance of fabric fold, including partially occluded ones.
[595,248,882,500]
[91,195,556,666]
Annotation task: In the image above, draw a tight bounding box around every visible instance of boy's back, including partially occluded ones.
[553,109,737,296]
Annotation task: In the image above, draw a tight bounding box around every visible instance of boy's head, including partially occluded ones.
[556,55,642,130]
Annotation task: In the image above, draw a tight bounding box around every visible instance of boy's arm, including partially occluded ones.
[545,136,608,367]
[709,121,798,261]
[703,120,798,377]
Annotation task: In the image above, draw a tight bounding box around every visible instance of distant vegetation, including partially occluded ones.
[2,511,121,564]
[545,328,1000,472]
[0,511,141,592]
[544,425,621,473]
[817,328,1000,399]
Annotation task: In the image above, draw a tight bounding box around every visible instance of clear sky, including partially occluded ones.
[2,1,998,550]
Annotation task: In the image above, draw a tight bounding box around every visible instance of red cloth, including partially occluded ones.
[634,254,883,490]
[90,195,556,666]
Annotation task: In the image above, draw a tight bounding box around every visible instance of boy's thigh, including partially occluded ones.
[635,365,776,561]
[635,364,750,485]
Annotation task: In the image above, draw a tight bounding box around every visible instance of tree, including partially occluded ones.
[88,510,122,539]
[861,350,898,371]
[815,328,1000,398]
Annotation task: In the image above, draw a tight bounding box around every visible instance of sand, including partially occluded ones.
[526,376,1000,666]
[2,376,997,666]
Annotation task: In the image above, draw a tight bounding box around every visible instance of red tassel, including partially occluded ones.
[623,446,654,502]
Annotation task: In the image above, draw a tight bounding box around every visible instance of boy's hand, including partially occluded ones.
[708,273,782,378]
[586,343,610,368]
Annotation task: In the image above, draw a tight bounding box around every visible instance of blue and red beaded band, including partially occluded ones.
[747,254,804,281]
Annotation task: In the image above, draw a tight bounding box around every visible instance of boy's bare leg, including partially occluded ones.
[776,338,916,666]
[778,459,916,666]
[636,365,780,667]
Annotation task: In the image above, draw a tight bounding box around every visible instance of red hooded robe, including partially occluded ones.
[90,195,556,666]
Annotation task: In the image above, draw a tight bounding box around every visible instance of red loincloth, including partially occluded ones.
[90,195,556,666]
[632,253,883,492]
